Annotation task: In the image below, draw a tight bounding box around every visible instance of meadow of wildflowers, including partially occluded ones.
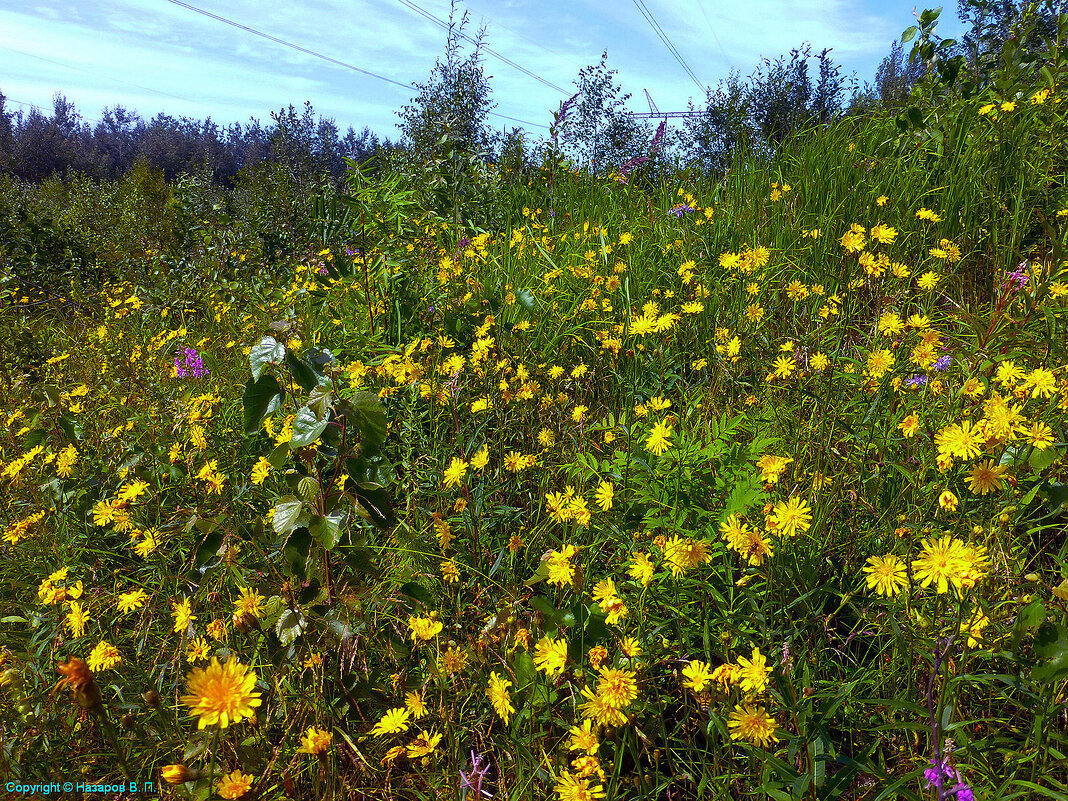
[2,24,1068,801]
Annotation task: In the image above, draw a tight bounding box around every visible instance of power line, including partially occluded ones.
[395,0,568,94]
[3,96,103,126]
[162,0,543,128]
[0,44,195,104]
[630,0,704,93]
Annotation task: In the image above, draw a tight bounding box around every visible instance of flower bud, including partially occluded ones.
[161,764,198,784]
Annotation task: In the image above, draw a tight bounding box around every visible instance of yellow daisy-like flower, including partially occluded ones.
[87,645,122,674]
[181,657,262,729]
[370,707,410,737]
[568,718,600,754]
[554,770,606,801]
[628,552,655,586]
[736,647,771,695]
[966,460,1006,495]
[663,536,711,577]
[863,554,908,597]
[250,457,271,485]
[769,497,812,539]
[172,597,195,634]
[216,770,254,799]
[233,586,266,620]
[727,704,780,748]
[408,614,443,642]
[682,660,713,692]
[534,636,569,677]
[406,729,442,759]
[645,420,673,456]
[594,480,614,511]
[487,671,515,724]
[66,601,88,637]
[116,589,148,614]
[442,457,468,489]
[912,536,968,595]
[298,725,333,755]
[186,637,211,663]
[898,413,921,437]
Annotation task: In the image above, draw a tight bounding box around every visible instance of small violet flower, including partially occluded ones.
[175,347,209,379]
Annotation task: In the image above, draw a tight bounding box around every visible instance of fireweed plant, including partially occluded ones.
[3,16,1068,801]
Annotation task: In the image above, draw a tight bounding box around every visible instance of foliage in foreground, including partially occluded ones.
[3,32,1068,801]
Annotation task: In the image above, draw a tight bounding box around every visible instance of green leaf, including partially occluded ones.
[275,608,307,646]
[58,414,82,442]
[342,392,388,458]
[249,335,285,381]
[283,526,312,579]
[291,405,329,448]
[400,582,433,607]
[286,351,322,392]
[901,25,918,43]
[194,528,224,568]
[1032,623,1068,683]
[267,441,290,469]
[1029,445,1059,472]
[242,375,283,436]
[310,511,346,550]
[272,495,304,535]
[347,481,396,529]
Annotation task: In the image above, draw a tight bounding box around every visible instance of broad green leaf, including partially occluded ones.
[272,495,304,535]
[310,511,345,550]
[242,375,282,436]
[291,405,329,448]
[275,608,307,646]
[249,335,285,381]
[286,351,322,392]
[342,392,388,458]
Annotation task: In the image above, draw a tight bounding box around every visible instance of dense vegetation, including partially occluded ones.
[1,3,1067,800]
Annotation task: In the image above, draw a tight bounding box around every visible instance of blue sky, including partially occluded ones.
[0,0,967,138]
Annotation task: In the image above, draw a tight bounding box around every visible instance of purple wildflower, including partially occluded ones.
[932,355,952,372]
[906,374,928,388]
[669,204,694,218]
[459,751,492,798]
[174,347,209,379]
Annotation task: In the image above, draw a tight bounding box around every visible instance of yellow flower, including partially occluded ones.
[663,536,711,577]
[181,657,261,729]
[645,420,673,456]
[628,552,655,586]
[406,729,442,759]
[216,770,254,799]
[593,480,614,511]
[487,672,515,723]
[966,460,1006,495]
[728,704,780,748]
[298,726,333,755]
[912,536,968,594]
[233,587,266,620]
[408,614,443,642]
[87,645,122,674]
[863,554,908,597]
[250,457,271,485]
[769,497,812,539]
[682,660,713,692]
[172,597,195,633]
[898,413,921,437]
[534,637,569,677]
[939,490,959,511]
[442,457,468,489]
[66,601,88,637]
[736,647,771,695]
[370,707,411,736]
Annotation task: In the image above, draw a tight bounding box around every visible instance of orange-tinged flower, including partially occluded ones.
[180,657,261,729]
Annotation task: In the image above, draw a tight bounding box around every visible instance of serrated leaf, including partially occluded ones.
[272,495,304,535]
[243,375,283,436]
[275,608,307,646]
[310,511,345,550]
[250,336,285,381]
[291,405,329,448]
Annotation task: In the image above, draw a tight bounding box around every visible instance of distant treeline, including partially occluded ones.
[0,96,389,185]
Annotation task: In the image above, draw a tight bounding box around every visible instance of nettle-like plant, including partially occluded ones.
[241,320,395,638]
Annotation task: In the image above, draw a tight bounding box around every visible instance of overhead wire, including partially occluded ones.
[162,0,543,127]
[630,0,704,93]
[395,0,568,94]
